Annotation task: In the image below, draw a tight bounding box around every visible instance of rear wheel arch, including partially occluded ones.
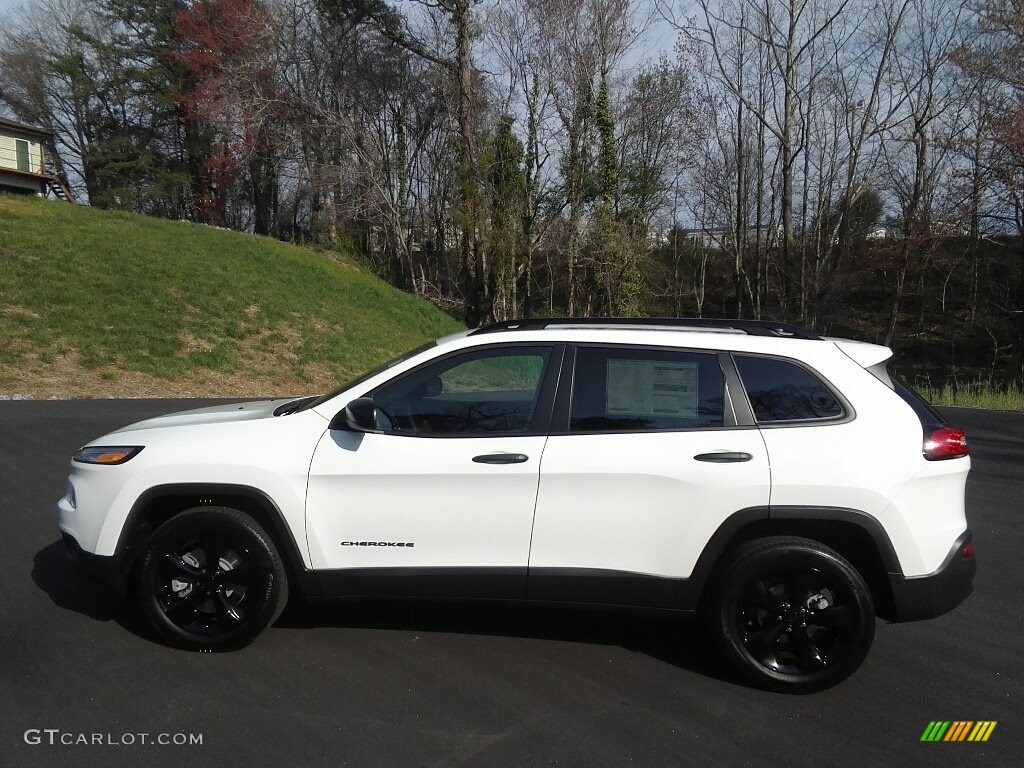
[116,483,314,597]
[685,506,900,620]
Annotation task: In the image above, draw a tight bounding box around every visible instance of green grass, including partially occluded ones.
[0,195,463,395]
[916,381,1024,411]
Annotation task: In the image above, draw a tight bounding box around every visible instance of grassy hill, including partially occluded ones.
[0,195,463,398]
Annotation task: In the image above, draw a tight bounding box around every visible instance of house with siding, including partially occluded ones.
[0,117,74,201]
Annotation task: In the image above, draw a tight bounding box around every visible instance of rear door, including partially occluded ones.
[528,344,770,607]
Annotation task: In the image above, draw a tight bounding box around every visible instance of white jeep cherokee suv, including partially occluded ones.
[57,318,974,692]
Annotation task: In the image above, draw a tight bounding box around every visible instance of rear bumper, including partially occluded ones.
[61,531,126,596]
[887,530,975,622]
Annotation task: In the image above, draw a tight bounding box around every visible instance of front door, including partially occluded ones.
[306,344,561,599]
[528,344,771,607]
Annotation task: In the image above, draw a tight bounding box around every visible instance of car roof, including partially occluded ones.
[470,317,821,339]
[431,318,894,361]
[431,326,840,359]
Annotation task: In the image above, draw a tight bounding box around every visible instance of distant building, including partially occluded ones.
[681,224,782,250]
[0,117,74,201]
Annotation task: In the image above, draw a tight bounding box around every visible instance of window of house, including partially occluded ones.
[734,355,844,422]
[15,139,31,172]
[372,346,552,435]
[569,347,726,431]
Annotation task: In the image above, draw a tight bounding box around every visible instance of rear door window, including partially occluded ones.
[570,346,726,431]
[734,355,844,422]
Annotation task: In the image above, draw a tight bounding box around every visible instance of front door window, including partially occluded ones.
[372,346,553,435]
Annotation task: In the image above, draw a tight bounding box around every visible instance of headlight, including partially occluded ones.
[72,446,144,465]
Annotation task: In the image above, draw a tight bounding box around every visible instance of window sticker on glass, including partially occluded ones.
[606,359,699,418]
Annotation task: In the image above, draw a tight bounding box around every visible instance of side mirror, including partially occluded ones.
[329,397,381,433]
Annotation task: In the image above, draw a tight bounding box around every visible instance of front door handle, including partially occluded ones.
[472,453,529,465]
[693,451,753,463]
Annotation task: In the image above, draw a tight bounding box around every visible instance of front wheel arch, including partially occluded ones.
[116,484,314,599]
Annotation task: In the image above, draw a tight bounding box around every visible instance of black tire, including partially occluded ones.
[707,536,875,694]
[135,506,289,651]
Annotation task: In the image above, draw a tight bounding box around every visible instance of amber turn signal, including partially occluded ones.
[72,446,144,465]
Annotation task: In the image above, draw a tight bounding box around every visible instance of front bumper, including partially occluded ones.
[61,531,127,596]
[887,530,975,622]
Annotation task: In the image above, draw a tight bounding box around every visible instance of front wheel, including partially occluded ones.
[708,536,875,693]
[135,507,289,651]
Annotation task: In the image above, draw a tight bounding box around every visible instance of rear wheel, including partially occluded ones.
[708,536,875,693]
[136,507,288,650]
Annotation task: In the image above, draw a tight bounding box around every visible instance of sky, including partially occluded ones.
[0,0,677,54]
[0,0,676,79]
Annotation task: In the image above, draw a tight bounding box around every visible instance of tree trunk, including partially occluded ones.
[454,1,480,326]
[885,127,927,347]
[779,3,799,320]
[734,5,746,319]
[249,153,275,236]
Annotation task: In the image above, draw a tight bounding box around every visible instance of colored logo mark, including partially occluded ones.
[921,721,997,742]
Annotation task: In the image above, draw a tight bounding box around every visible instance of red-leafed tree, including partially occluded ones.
[175,0,282,234]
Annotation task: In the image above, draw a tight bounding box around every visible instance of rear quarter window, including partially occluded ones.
[892,377,944,427]
[734,355,844,423]
[865,360,943,427]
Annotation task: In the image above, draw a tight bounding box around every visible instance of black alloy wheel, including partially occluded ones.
[738,567,857,675]
[158,535,258,636]
[710,536,875,693]
[136,507,288,650]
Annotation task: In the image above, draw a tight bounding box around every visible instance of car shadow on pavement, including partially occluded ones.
[31,541,739,685]
[31,540,119,622]
[275,597,740,686]
[32,539,167,640]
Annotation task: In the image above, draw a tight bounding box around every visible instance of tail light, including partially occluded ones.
[923,426,969,460]
[960,539,975,559]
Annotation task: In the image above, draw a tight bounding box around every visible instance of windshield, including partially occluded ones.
[287,341,437,414]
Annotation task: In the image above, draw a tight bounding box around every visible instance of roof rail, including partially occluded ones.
[470,317,821,340]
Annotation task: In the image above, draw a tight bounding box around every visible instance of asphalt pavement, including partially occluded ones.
[0,400,1019,767]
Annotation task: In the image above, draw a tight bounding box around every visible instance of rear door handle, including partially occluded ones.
[693,451,753,463]
[472,453,529,465]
